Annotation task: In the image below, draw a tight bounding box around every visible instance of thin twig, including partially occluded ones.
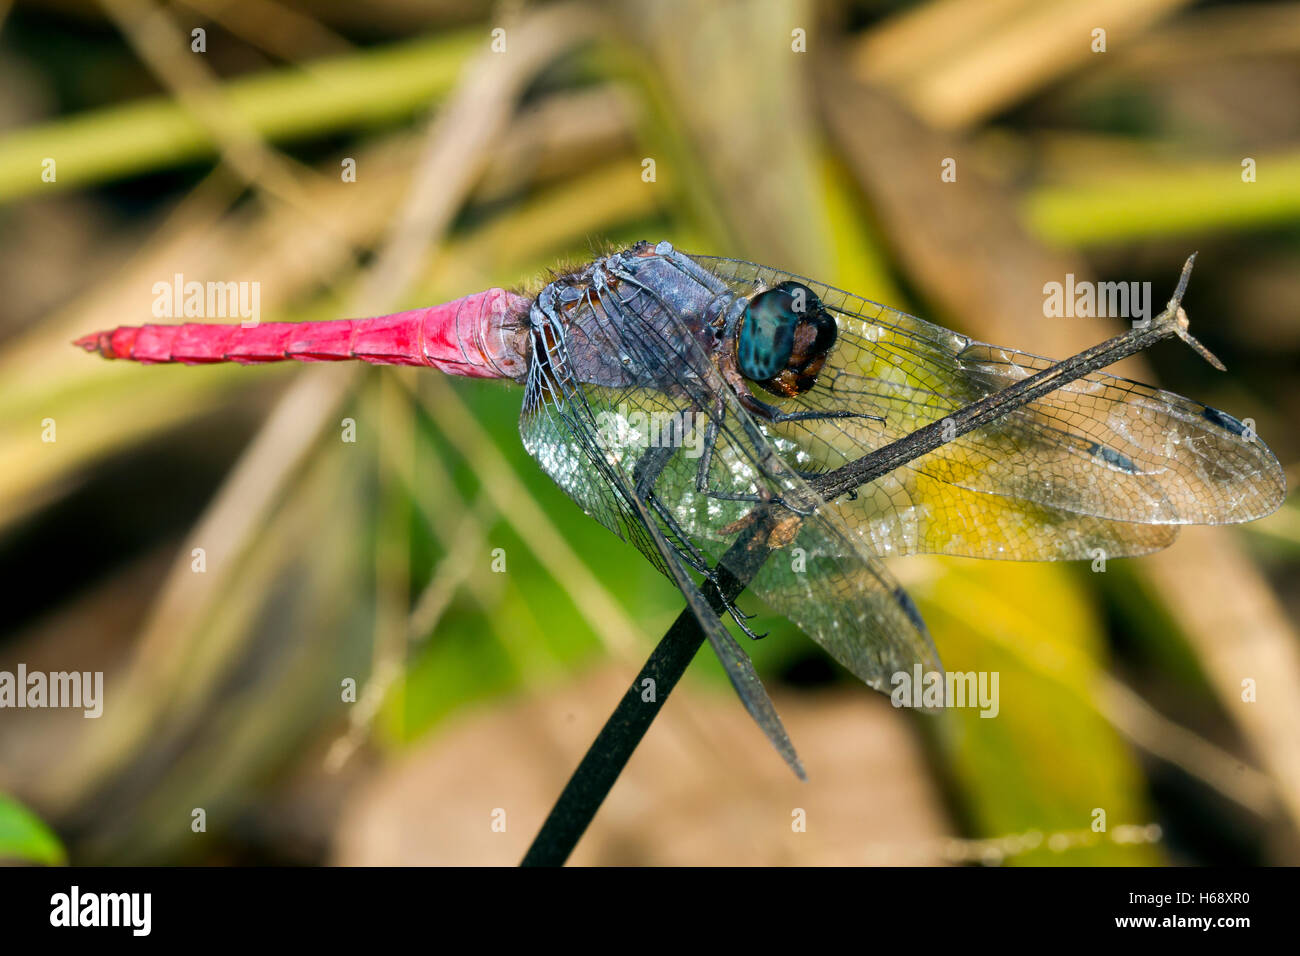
[519,605,710,866]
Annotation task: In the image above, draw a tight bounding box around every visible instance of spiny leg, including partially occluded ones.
[694,395,864,515]
[741,390,883,427]
[692,399,771,506]
[632,427,769,640]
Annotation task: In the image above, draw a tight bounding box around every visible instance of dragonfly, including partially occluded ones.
[77,240,1286,777]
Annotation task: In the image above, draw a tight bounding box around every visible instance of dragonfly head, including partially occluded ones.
[736,281,837,397]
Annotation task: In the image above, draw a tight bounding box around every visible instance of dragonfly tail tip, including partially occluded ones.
[73,331,110,356]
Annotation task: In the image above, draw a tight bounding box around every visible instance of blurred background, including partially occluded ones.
[0,0,1298,866]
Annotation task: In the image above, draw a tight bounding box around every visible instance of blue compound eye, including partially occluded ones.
[738,286,801,381]
[737,282,836,397]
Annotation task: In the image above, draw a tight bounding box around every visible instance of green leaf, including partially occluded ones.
[0,794,66,866]
[912,560,1162,865]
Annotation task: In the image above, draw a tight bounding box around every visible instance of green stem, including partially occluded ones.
[1024,151,1300,246]
[0,30,480,205]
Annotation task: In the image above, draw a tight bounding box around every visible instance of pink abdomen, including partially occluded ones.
[75,288,532,381]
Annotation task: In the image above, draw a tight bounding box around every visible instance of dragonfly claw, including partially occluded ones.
[726,605,769,641]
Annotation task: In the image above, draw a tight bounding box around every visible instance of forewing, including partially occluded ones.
[691,254,1284,558]
[854,466,1178,560]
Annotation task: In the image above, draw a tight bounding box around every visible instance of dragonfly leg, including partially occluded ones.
[647,494,712,575]
[715,358,885,425]
[689,402,770,505]
[696,413,719,486]
[729,609,769,641]
[715,594,768,640]
[776,409,877,423]
[631,440,767,638]
[632,443,676,501]
[630,444,715,577]
[649,492,766,638]
[745,395,883,427]
[690,405,825,520]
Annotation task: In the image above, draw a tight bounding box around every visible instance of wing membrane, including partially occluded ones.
[516,245,1280,774]
[691,254,1285,559]
[519,252,941,772]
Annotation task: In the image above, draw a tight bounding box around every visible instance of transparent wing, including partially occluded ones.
[692,254,1285,560]
[519,253,941,771]
[854,464,1178,560]
[520,375,805,777]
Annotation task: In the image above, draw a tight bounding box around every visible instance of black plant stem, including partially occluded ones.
[518,605,706,867]
[522,258,1206,867]
[521,547,757,867]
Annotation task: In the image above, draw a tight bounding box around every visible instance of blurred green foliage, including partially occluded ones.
[0,793,66,865]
